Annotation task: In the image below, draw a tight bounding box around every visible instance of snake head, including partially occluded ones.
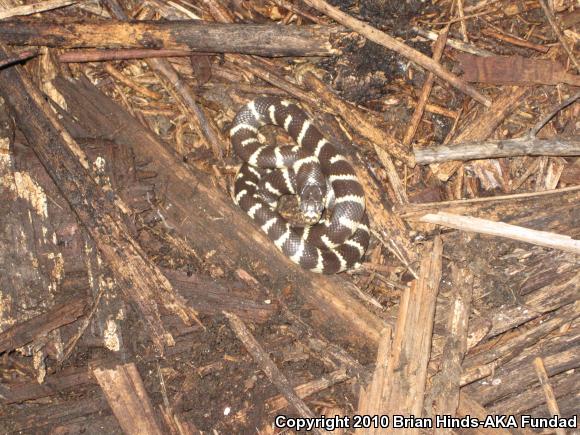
[298,184,326,224]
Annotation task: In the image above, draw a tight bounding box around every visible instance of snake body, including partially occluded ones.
[231,97,369,274]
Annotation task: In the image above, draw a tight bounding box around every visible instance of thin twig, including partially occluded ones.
[0,50,39,69]
[224,312,327,435]
[413,26,493,56]
[533,357,567,435]
[538,0,580,72]
[403,26,449,146]
[529,91,580,138]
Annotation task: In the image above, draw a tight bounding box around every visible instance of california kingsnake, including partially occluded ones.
[231,97,370,274]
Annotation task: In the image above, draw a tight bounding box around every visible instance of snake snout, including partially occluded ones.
[299,184,325,224]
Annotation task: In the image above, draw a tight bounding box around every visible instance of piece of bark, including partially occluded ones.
[457,53,580,86]
[52,75,387,348]
[375,238,442,432]
[427,264,473,424]
[6,141,276,325]
[0,20,343,57]
[12,137,145,360]
[0,94,70,366]
[559,8,580,28]
[0,48,199,353]
[93,363,164,435]
[560,159,580,184]
[0,298,87,353]
[415,136,580,164]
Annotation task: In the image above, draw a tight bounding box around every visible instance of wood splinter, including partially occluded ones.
[93,363,164,435]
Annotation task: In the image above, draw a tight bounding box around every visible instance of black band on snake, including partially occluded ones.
[231,97,370,274]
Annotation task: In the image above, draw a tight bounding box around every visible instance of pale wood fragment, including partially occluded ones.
[419,212,580,254]
[93,363,164,435]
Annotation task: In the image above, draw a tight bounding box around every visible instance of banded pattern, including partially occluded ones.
[231,97,369,273]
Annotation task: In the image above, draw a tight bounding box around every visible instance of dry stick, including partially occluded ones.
[420,212,580,254]
[0,49,38,68]
[224,312,327,435]
[530,91,580,138]
[59,48,212,63]
[456,0,469,42]
[481,27,550,53]
[93,363,164,435]
[104,63,162,100]
[415,136,580,164]
[533,358,567,435]
[403,26,449,147]
[136,4,225,159]
[0,20,340,57]
[0,0,76,19]
[397,184,580,218]
[59,284,107,365]
[413,26,493,57]
[302,0,491,106]
[430,87,529,181]
[229,55,319,108]
[149,56,225,158]
[266,369,350,413]
[538,0,580,72]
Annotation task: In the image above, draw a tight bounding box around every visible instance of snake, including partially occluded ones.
[231,97,370,274]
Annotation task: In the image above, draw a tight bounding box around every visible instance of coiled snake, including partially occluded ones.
[231,97,369,274]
